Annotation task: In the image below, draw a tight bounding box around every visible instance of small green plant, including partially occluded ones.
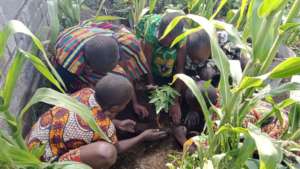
[149,85,180,114]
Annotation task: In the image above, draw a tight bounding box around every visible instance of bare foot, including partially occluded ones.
[173,125,187,146]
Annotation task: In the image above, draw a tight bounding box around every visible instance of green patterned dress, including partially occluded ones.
[136,14,179,78]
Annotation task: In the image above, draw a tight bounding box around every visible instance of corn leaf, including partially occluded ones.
[236,0,248,29]
[258,0,285,17]
[91,16,125,22]
[149,0,157,13]
[1,20,66,91]
[19,49,64,93]
[0,137,42,167]
[171,27,202,47]
[233,76,266,93]
[279,22,300,34]
[47,0,60,46]
[269,57,300,79]
[180,14,232,107]
[210,0,228,20]
[19,88,111,143]
[160,15,187,40]
[171,74,214,139]
[0,51,25,111]
[248,124,282,169]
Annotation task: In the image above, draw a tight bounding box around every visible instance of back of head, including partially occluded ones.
[185,81,217,110]
[187,30,211,61]
[95,73,133,110]
[158,12,185,42]
[84,35,120,74]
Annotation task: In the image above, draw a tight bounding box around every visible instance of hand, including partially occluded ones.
[118,119,136,133]
[146,84,158,90]
[140,129,167,141]
[169,103,182,125]
[133,103,149,118]
[184,111,200,130]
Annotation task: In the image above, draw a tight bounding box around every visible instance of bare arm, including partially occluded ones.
[116,134,144,153]
[116,129,167,153]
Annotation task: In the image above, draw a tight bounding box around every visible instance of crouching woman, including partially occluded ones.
[26,74,167,169]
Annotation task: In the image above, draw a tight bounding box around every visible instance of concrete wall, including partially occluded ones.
[0,0,50,129]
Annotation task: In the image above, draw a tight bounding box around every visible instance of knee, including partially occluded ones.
[95,142,117,167]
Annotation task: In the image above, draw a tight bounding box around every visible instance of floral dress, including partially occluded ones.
[136,14,180,78]
[26,88,118,162]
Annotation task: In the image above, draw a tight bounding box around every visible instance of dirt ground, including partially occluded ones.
[112,136,179,169]
[111,81,182,169]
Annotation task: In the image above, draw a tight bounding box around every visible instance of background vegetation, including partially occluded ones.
[0,0,299,169]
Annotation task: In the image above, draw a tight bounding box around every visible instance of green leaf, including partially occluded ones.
[233,135,256,168]
[19,88,111,143]
[288,103,300,137]
[236,0,248,29]
[270,57,300,79]
[210,0,228,20]
[0,20,66,91]
[30,143,46,159]
[160,15,187,40]
[279,22,300,34]
[171,74,214,139]
[1,51,25,111]
[19,49,64,92]
[258,0,285,17]
[149,0,157,13]
[186,14,232,107]
[248,124,282,169]
[47,0,60,46]
[90,16,125,22]
[0,137,42,167]
[269,82,300,98]
[171,27,202,47]
[233,76,265,93]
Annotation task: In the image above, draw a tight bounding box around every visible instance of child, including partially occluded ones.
[26,74,167,169]
[137,13,212,124]
[173,81,288,152]
[54,21,150,117]
[173,81,217,152]
[185,30,213,81]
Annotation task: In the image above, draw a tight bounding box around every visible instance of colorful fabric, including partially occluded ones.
[54,21,148,90]
[136,14,178,78]
[59,148,81,162]
[26,88,117,162]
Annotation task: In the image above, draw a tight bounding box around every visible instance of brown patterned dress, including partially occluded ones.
[26,88,118,162]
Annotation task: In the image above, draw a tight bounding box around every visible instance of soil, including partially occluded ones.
[112,137,179,169]
[111,81,182,169]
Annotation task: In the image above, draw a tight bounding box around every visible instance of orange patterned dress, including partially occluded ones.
[26,88,118,162]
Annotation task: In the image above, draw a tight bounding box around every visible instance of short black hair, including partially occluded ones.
[84,35,120,73]
[158,12,185,40]
[185,81,217,110]
[95,73,133,110]
[187,30,211,57]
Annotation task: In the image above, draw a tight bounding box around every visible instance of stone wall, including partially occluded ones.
[0,0,50,128]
